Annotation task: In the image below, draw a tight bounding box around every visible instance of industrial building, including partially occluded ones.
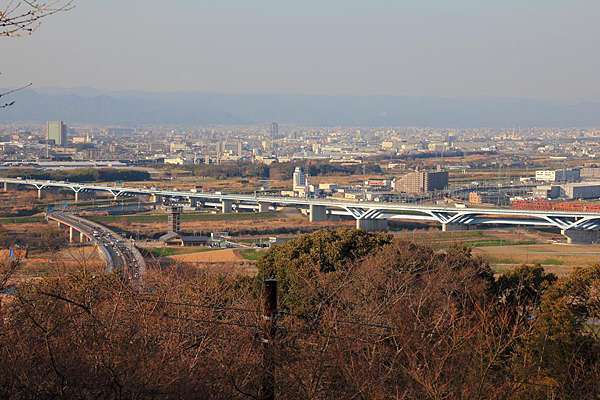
[533,185,561,199]
[535,168,580,183]
[581,167,600,179]
[562,183,600,200]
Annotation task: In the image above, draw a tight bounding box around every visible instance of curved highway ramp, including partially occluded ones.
[47,211,146,284]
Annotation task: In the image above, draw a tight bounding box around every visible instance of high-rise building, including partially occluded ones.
[270,122,279,139]
[394,170,449,194]
[293,167,308,192]
[47,121,67,146]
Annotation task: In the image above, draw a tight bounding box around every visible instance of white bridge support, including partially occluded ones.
[3,182,7,192]
[345,207,389,232]
[222,199,234,214]
[70,187,82,202]
[33,184,46,199]
[109,190,123,201]
[310,204,327,222]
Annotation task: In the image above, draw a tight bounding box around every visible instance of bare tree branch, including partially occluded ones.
[0,1,74,37]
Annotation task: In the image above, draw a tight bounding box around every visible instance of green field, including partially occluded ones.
[238,248,266,261]
[462,239,537,248]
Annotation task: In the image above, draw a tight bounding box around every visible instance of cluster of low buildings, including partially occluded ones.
[280,166,450,202]
[531,167,600,200]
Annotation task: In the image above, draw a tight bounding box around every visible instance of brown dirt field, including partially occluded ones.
[168,249,244,263]
[9,245,105,284]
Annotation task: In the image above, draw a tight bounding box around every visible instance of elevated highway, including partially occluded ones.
[47,211,146,284]
[5,178,600,244]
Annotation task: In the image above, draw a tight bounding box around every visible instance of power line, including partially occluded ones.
[159,314,260,330]
[138,297,257,314]
[278,310,394,331]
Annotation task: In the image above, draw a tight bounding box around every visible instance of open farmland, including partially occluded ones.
[6,245,105,286]
[473,243,600,276]
[168,248,244,263]
[393,228,598,276]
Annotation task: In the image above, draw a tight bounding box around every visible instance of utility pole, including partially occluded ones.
[261,279,278,400]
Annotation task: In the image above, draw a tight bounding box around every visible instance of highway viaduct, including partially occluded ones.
[47,211,146,283]
[4,178,600,244]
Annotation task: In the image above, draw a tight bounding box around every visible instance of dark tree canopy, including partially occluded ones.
[0,229,598,399]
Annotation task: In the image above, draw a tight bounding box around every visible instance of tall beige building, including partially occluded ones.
[394,170,449,194]
[47,121,67,146]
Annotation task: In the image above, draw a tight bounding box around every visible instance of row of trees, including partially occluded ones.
[0,229,598,399]
[185,161,383,180]
[1,168,151,182]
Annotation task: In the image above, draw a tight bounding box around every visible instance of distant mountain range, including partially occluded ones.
[1,88,599,127]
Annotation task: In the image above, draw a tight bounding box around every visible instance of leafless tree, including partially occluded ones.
[1,0,74,37]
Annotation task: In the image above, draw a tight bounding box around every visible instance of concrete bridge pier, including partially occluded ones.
[73,189,82,203]
[80,231,86,243]
[33,185,46,199]
[3,182,7,192]
[69,226,74,243]
[442,223,470,232]
[258,202,272,213]
[356,219,389,232]
[112,190,125,201]
[309,204,327,222]
[561,229,600,244]
[222,199,234,214]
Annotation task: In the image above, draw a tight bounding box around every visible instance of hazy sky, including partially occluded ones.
[2,0,599,98]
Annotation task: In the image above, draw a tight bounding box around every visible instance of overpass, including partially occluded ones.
[5,178,600,244]
[47,211,146,284]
